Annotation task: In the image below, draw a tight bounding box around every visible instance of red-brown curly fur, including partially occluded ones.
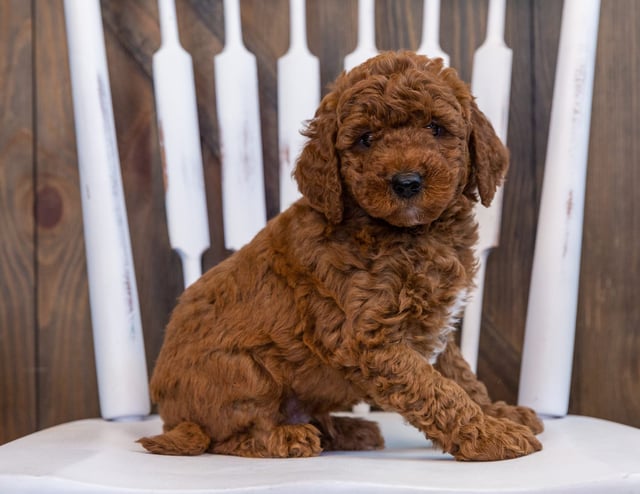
[138,52,543,461]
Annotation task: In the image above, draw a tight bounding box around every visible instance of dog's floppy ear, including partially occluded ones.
[294,92,343,224]
[465,100,509,207]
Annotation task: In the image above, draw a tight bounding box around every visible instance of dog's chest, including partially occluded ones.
[296,218,475,362]
[380,241,470,360]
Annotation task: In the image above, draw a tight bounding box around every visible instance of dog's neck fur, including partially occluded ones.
[334,192,479,256]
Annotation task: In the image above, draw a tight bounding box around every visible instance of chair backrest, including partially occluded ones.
[62,0,600,423]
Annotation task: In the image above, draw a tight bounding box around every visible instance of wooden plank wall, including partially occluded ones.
[0,0,36,443]
[1,0,638,444]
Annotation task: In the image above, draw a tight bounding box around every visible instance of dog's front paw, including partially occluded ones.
[451,416,542,461]
[482,401,544,434]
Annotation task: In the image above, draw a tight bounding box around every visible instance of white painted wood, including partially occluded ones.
[277,0,320,211]
[416,0,449,66]
[214,0,267,251]
[8,5,633,494]
[518,0,601,417]
[153,0,210,288]
[63,0,149,420]
[461,0,512,372]
[2,413,639,493]
[344,0,378,72]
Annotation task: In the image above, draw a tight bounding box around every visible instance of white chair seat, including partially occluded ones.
[1,412,638,493]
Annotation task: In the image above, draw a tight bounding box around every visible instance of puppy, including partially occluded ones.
[139,51,543,461]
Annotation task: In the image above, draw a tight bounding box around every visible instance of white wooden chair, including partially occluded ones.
[1,0,639,492]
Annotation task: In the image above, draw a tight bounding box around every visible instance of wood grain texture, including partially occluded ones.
[34,0,99,428]
[572,0,640,426]
[376,0,422,52]
[1,0,639,444]
[440,0,488,82]
[307,0,357,91]
[0,0,36,444]
[477,0,542,404]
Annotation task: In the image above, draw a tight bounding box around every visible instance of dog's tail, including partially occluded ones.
[137,421,211,455]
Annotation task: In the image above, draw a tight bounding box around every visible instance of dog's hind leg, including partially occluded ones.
[211,422,323,458]
[311,414,385,451]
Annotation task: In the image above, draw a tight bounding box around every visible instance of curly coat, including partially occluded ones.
[139,51,543,461]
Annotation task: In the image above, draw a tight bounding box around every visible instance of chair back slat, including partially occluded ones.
[344,0,378,71]
[64,0,150,420]
[519,0,601,416]
[277,0,319,211]
[215,0,267,251]
[417,0,449,65]
[153,0,210,288]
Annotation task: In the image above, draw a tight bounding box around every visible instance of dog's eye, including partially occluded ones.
[358,132,374,148]
[426,122,446,137]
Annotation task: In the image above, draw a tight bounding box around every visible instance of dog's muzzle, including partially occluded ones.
[391,172,423,199]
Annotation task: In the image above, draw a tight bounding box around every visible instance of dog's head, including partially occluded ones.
[294,51,508,226]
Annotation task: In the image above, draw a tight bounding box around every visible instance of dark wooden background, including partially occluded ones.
[1,0,639,445]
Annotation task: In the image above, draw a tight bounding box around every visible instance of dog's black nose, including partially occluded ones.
[391,172,423,198]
